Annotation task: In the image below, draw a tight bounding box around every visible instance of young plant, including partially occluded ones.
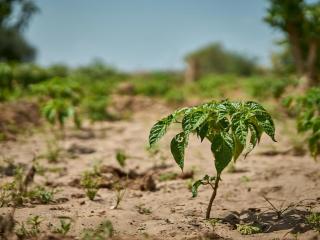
[115,149,127,168]
[81,171,100,201]
[236,223,261,235]
[42,99,81,130]
[31,77,82,130]
[262,196,294,220]
[283,87,320,159]
[0,166,36,207]
[15,215,42,239]
[136,204,152,215]
[53,219,72,236]
[81,219,114,240]
[306,212,320,232]
[28,186,55,204]
[110,182,126,210]
[45,139,61,163]
[148,100,275,219]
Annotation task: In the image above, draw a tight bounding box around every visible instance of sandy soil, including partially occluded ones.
[0,100,320,240]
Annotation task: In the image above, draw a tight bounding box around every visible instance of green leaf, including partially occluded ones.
[233,135,244,162]
[244,124,259,158]
[255,112,276,141]
[245,101,267,113]
[211,133,233,174]
[232,119,248,145]
[309,133,320,160]
[191,179,203,198]
[149,115,174,147]
[182,111,208,132]
[170,132,188,171]
[198,123,209,142]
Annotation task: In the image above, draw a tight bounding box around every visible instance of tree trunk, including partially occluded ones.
[287,24,305,76]
[185,59,199,82]
[306,40,318,87]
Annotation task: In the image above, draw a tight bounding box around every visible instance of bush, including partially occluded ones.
[246,75,297,99]
[129,72,182,97]
[283,87,320,159]
[13,64,50,88]
[194,74,239,98]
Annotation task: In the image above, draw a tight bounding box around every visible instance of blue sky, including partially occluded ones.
[25,0,280,71]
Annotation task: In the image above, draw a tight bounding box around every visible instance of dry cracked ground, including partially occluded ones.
[0,100,320,240]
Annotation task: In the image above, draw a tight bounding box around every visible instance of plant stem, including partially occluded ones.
[206,173,220,219]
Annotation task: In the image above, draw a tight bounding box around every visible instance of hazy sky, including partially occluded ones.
[25,0,280,71]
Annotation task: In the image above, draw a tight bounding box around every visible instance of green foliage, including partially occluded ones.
[53,219,72,236]
[30,77,82,101]
[236,224,262,235]
[28,186,54,204]
[0,62,13,101]
[115,149,127,168]
[246,75,297,99]
[31,77,82,129]
[42,99,81,129]
[149,99,275,218]
[14,64,51,88]
[81,171,100,201]
[129,72,180,96]
[306,212,320,232]
[185,43,258,78]
[284,87,320,159]
[82,96,111,121]
[191,175,215,197]
[81,219,114,240]
[193,74,239,98]
[149,100,275,172]
[0,167,26,207]
[15,215,42,239]
[111,183,126,210]
[45,140,61,163]
[265,0,320,85]
[136,204,152,215]
[0,0,38,62]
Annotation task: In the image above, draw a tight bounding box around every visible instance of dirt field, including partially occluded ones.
[1,100,320,240]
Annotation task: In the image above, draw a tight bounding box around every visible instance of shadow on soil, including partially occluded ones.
[221,208,312,234]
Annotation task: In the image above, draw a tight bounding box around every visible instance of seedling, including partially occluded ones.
[53,219,72,236]
[236,223,261,235]
[81,219,114,240]
[136,204,152,215]
[42,99,81,130]
[28,186,55,204]
[207,218,221,230]
[306,212,320,232]
[115,149,127,168]
[16,215,42,239]
[149,100,275,219]
[45,140,61,163]
[110,182,126,209]
[92,160,102,176]
[81,171,100,200]
[0,166,36,207]
[262,196,294,220]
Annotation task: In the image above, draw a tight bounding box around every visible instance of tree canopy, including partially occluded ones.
[0,0,38,62]
[265,0,320,87]
[185,43,257,81]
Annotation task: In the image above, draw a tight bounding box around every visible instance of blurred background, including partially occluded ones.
[0,0,320,143]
